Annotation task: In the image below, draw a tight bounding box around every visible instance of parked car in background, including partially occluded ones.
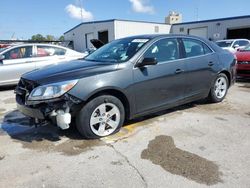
[0,43,85,86]
[235,44,250,78]
[216,39,250,53]
[16,34,236,139]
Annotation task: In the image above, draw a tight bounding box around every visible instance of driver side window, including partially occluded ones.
[4,46,33,60]
[143,38,179,63]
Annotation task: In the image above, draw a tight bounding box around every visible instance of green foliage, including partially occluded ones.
[30,34,64,41]
[59,35,65,41]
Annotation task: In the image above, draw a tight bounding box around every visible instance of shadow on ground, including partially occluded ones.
[0,99,223,155]
[0,85,16,92]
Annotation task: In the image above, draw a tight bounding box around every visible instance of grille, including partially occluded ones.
[237,70,250,75]
[238,61,250,64]
[15,78,38,103]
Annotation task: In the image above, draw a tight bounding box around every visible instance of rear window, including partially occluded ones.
[216,41,233,48]
[36,46,66,57]
[183,39,212,58]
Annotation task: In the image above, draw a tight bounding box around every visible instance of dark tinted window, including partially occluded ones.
[143,38,179,63]
[239,40,249,46]
[4,46,33,60]
[203,44,213,54]
[183,39,212,57]
[37,46,66,57]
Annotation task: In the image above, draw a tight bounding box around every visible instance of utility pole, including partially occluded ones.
[79,0,83,23]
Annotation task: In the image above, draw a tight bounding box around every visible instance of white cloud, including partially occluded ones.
[129,0,154,14]
[65,4,93,21]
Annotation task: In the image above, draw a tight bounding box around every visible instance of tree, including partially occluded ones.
[59,35,65,41]
[46,35,55,41]
[31,34,46,41]
[30,34,63,41]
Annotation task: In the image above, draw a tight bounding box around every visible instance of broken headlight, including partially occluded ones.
[28,80,78,101]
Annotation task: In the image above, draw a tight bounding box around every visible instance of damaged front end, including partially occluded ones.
[15,78,83,129]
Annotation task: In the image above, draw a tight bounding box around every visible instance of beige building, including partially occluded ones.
[165,11,182,25]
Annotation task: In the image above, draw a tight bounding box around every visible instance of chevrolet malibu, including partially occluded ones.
[15,35,236,139]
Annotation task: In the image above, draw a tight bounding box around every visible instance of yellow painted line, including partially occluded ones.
[102,122,143,143]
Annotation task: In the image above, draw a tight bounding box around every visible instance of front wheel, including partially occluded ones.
[208,73,229,103]
[76,95,125,139]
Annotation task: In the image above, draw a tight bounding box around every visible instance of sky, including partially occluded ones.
[0,0,249,40]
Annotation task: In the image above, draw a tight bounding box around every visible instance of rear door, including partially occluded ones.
[34,45,67,69]
[0,45,36,85]
[133,38,188,114]
[181,38,218,98]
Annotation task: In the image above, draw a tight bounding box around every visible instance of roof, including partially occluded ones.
[64,19,168,34]
[173,15,250,26]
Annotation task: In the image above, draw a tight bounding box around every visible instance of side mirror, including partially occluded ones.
[136,57,157,68]
[0,54,5,61]
[233,44,240,49]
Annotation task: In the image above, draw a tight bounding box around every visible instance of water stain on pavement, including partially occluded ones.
[1,110,105,156]
[141,135,223,185]
[8,126,104,156]
[3,98,15,104]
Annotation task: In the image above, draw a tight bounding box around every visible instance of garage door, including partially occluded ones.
[85,33,94,49]
[188,27,208,39]
[227,28,250,40]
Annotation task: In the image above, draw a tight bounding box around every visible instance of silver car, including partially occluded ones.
[0,43,85,86]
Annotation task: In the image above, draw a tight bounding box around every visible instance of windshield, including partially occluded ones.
[0,48,7,53]
[242,45,250,51]
[85,37,150,63]
[216,41,233,48]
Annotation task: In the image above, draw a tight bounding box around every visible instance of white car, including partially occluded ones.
[216,39,250,53]
[0,43,85,86]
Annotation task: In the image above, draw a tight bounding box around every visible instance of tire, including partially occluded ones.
[76,95,125,139]
[208,73,229,103]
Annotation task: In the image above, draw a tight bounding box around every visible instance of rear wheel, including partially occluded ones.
[208,73,228,103]
[76,95,125,139]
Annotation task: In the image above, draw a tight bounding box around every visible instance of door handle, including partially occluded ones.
[175,69,184,74]
[208,62,214,66]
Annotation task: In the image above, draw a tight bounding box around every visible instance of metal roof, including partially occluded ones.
[173,15,250,26]
[64,19,168,34]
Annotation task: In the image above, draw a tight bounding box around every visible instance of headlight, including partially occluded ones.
[28,80,78,101]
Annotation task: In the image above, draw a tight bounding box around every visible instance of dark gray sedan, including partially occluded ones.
[16,34,236,138]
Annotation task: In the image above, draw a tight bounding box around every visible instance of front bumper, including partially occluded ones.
[16,95,45,119]
[236,64,250,77]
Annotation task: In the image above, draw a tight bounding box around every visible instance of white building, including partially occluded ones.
[171,15,250,41]
[64,19,171,52]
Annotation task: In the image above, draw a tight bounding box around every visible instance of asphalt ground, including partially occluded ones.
[0,82,250,188]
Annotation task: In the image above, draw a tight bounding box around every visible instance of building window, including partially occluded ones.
[154,26,159,33]
[180,27,184,32]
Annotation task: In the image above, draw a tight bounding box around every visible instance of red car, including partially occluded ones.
[235,45,250,78]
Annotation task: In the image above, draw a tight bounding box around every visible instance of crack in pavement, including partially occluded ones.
[108,144,148,188]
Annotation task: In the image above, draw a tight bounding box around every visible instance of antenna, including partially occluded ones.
[195,0,201,21]
[79,0,83,22]
[11,32,15,40]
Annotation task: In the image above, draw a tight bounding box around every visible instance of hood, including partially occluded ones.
[235,51,250,61]
[22,60,118,85]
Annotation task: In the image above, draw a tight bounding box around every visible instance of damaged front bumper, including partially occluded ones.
[16,84,83,129]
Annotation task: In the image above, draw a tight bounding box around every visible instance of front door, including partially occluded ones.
[0,46,35,85]
[133,38,188,114]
